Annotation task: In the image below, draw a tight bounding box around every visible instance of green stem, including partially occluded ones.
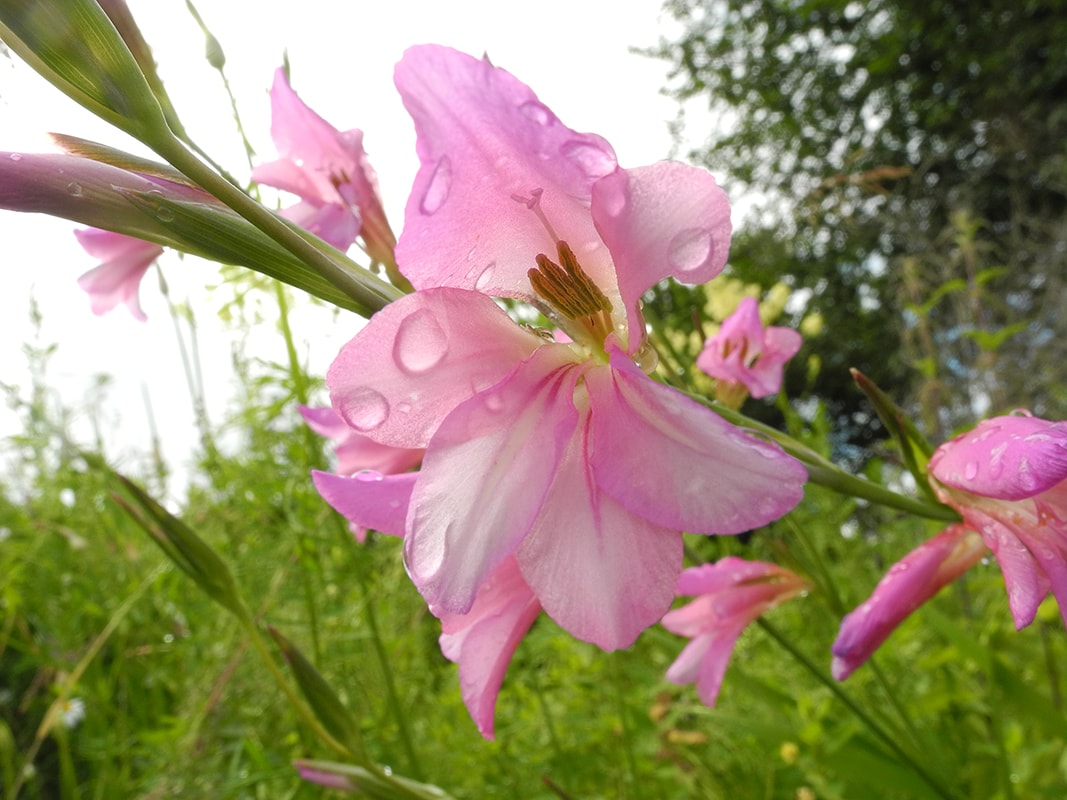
[756,618,959,800]
[150,136,402,316]
[609,655,639,799]
[691,393,960,522]
[338,517,424,781]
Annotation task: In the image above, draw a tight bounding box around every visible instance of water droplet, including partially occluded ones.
[632,341,659,374]
[344,388,389,432]
[395,401,412,414]
[420,156,452,215]
[518,100,552,125]
[964,461,979,480]
[393,308,448,374]
[66,181,83,197]
[354,469,385,482]
[483,392,504,413]
[475,262,495,291]
[560,139,616,179]
[156,206,175,222]
[667,227,716,276]
[8,153,23,162]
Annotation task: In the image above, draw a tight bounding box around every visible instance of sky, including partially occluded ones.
[0,0,710,497]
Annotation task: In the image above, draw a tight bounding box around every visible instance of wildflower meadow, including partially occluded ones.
[1,1,1064,798]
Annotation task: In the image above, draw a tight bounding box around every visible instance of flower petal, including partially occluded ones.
[394,45,618,299]
[435,557,541,739]
[311,470,416,538]
[587,351,806,534]
[405,346,580,614]
[929,414,1067,501]
[517,396,682,650]
[591,162,731,343]
[327,287,541,449]
[666,627,741,708]
[831,524,986,680]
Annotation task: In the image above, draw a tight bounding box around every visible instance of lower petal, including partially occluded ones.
[517,405,682,651]
[311,470,416,538]
[588,355,806,534]
[405,347,579,613]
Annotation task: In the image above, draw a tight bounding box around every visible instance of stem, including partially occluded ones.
[609,654,639,799]
[756,618,959,800]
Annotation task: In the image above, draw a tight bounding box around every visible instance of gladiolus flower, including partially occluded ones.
[252,68,396,263]
[662,558,809,707]
[327,45,807,652]
[697,296,801,405]
[73,227,162,320]
[832,411,1067,680]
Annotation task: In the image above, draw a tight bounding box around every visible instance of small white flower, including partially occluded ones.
[59,697,85,729]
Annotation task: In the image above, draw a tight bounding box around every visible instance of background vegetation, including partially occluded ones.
[2,0,1065,797]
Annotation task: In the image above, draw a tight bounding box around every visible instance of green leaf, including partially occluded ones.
[961,322,1029,352]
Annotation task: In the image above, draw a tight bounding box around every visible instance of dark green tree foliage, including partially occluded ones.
[651,0,1067,440]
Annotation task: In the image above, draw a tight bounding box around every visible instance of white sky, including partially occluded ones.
[0,0,711,497]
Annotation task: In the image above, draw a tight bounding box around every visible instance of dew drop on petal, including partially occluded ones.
[475,262,496,291]
[519,101,552,126]
[393,308,448,374]
[66,182,83,197]
[344,388,389,432]
[667,227,717,276]
[420,156,452,215]
[8,153,23,161]
[560,140,616,179]
[964,461,979,481]
[632,341,659,374]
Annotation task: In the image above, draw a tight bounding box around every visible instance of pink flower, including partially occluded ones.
[302,405,421,542]
[832,412,1067,680]
[662,558,809,707]
[327,45,807,651]
[697,296,801,403]
[73,227,162,321]
[434,557,541,739]
[252,68,396,262]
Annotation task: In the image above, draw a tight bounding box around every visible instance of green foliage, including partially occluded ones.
[1,293,1062,798]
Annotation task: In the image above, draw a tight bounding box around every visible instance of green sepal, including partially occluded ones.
[268,627,366,763]
[88,456,249,620]
[850,368,939,502]
[0,0,169,143]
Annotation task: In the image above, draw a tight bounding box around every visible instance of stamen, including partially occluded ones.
[528,241,613,322]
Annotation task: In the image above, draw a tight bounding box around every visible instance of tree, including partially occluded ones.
[650,0,1067,444]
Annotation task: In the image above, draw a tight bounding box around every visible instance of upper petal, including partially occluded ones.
[405,346,580,613]
[929,413,1067,501]
[394,45,618,299]
[327,287,541,449]
[517,400,682,650]
[591,163,731,346]
[587,352,806,534]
